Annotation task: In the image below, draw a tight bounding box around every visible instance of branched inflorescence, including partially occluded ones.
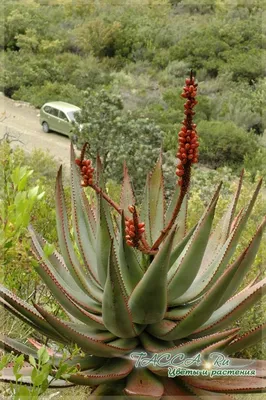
[74,73,199,254]
[176,72,199,191]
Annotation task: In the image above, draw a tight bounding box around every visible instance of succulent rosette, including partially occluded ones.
[1,74,266,398]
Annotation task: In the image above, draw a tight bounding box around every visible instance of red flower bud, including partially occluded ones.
[128,205,135,213]
[176,169,184,177]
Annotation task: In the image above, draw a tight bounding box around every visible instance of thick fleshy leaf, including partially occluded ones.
[95,154,118,243]
[228,358,266,378]
[140,330,240,377]
[70,146,100,284]
[167,184,221,304]
[168,223,197,271]
[96,196,112,287]
[186,385,239,399]
[34,288,105,329]
[224,322,266,356]
[65,354,107,371]
[81,189,97,239]
[200,334,238,360]
[34,304,137,358]
[129,229,175,324]
[68,358,134,386]
[0,335,38,360]
[191,276,266,337]
[102,242,144,338]
[0,296,59,341]
[0,286,64,341]
[149,153,165,243]
[199,171,244,271]
[160,241,247,340]
[55,164,102,301]
[140,155,165,246]
[124,368,164,399]
[140,175,152,245]
[65,322,116,342]
[144,329,239,359]
[120,162,135,219]
[118,213,144,296]
[183,376,266,393]
[31,240,105,326]
[165,302,198,321]
[217,217,266,307]
[174,178,262,305]
[30,227,102,315]
[162,377,200,398]
[90,381,126,398]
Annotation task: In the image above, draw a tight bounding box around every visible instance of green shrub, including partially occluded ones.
[12,81,84,108]
[74,89,164,194]
[198,120,259,168]
[244,148,266,182]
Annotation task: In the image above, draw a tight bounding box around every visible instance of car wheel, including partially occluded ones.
[42,122,50,133]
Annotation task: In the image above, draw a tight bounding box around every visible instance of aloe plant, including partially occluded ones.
[1,73,266,398]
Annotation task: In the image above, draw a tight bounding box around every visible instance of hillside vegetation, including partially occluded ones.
[1,0,266,184]
[1,4,266,397]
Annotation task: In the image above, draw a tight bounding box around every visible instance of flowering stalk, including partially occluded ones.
[125,205,146,246]
[176,70,199,191]
[151,72,198,251]
[75,143,122,214]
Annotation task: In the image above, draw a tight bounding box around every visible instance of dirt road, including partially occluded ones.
[0,94,72,169]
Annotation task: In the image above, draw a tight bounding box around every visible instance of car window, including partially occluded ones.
[49,108,59,117]
[44,106,52,114]
[58,111,69,121]
[67,110,80,122]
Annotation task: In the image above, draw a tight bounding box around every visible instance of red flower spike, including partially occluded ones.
[75,152,94,187]
[125,208,146,248]
[176,72,199,188]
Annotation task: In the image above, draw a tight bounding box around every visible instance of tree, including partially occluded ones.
[74,89,163,194]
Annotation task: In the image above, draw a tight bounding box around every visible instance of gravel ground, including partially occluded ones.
[0,94,72,170]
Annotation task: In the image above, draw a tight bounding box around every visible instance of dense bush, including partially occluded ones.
[0,140,61,293]
[75,89,165,194]
[12,81,84,108]
[197,120,259,168]
[2,0,265,187]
